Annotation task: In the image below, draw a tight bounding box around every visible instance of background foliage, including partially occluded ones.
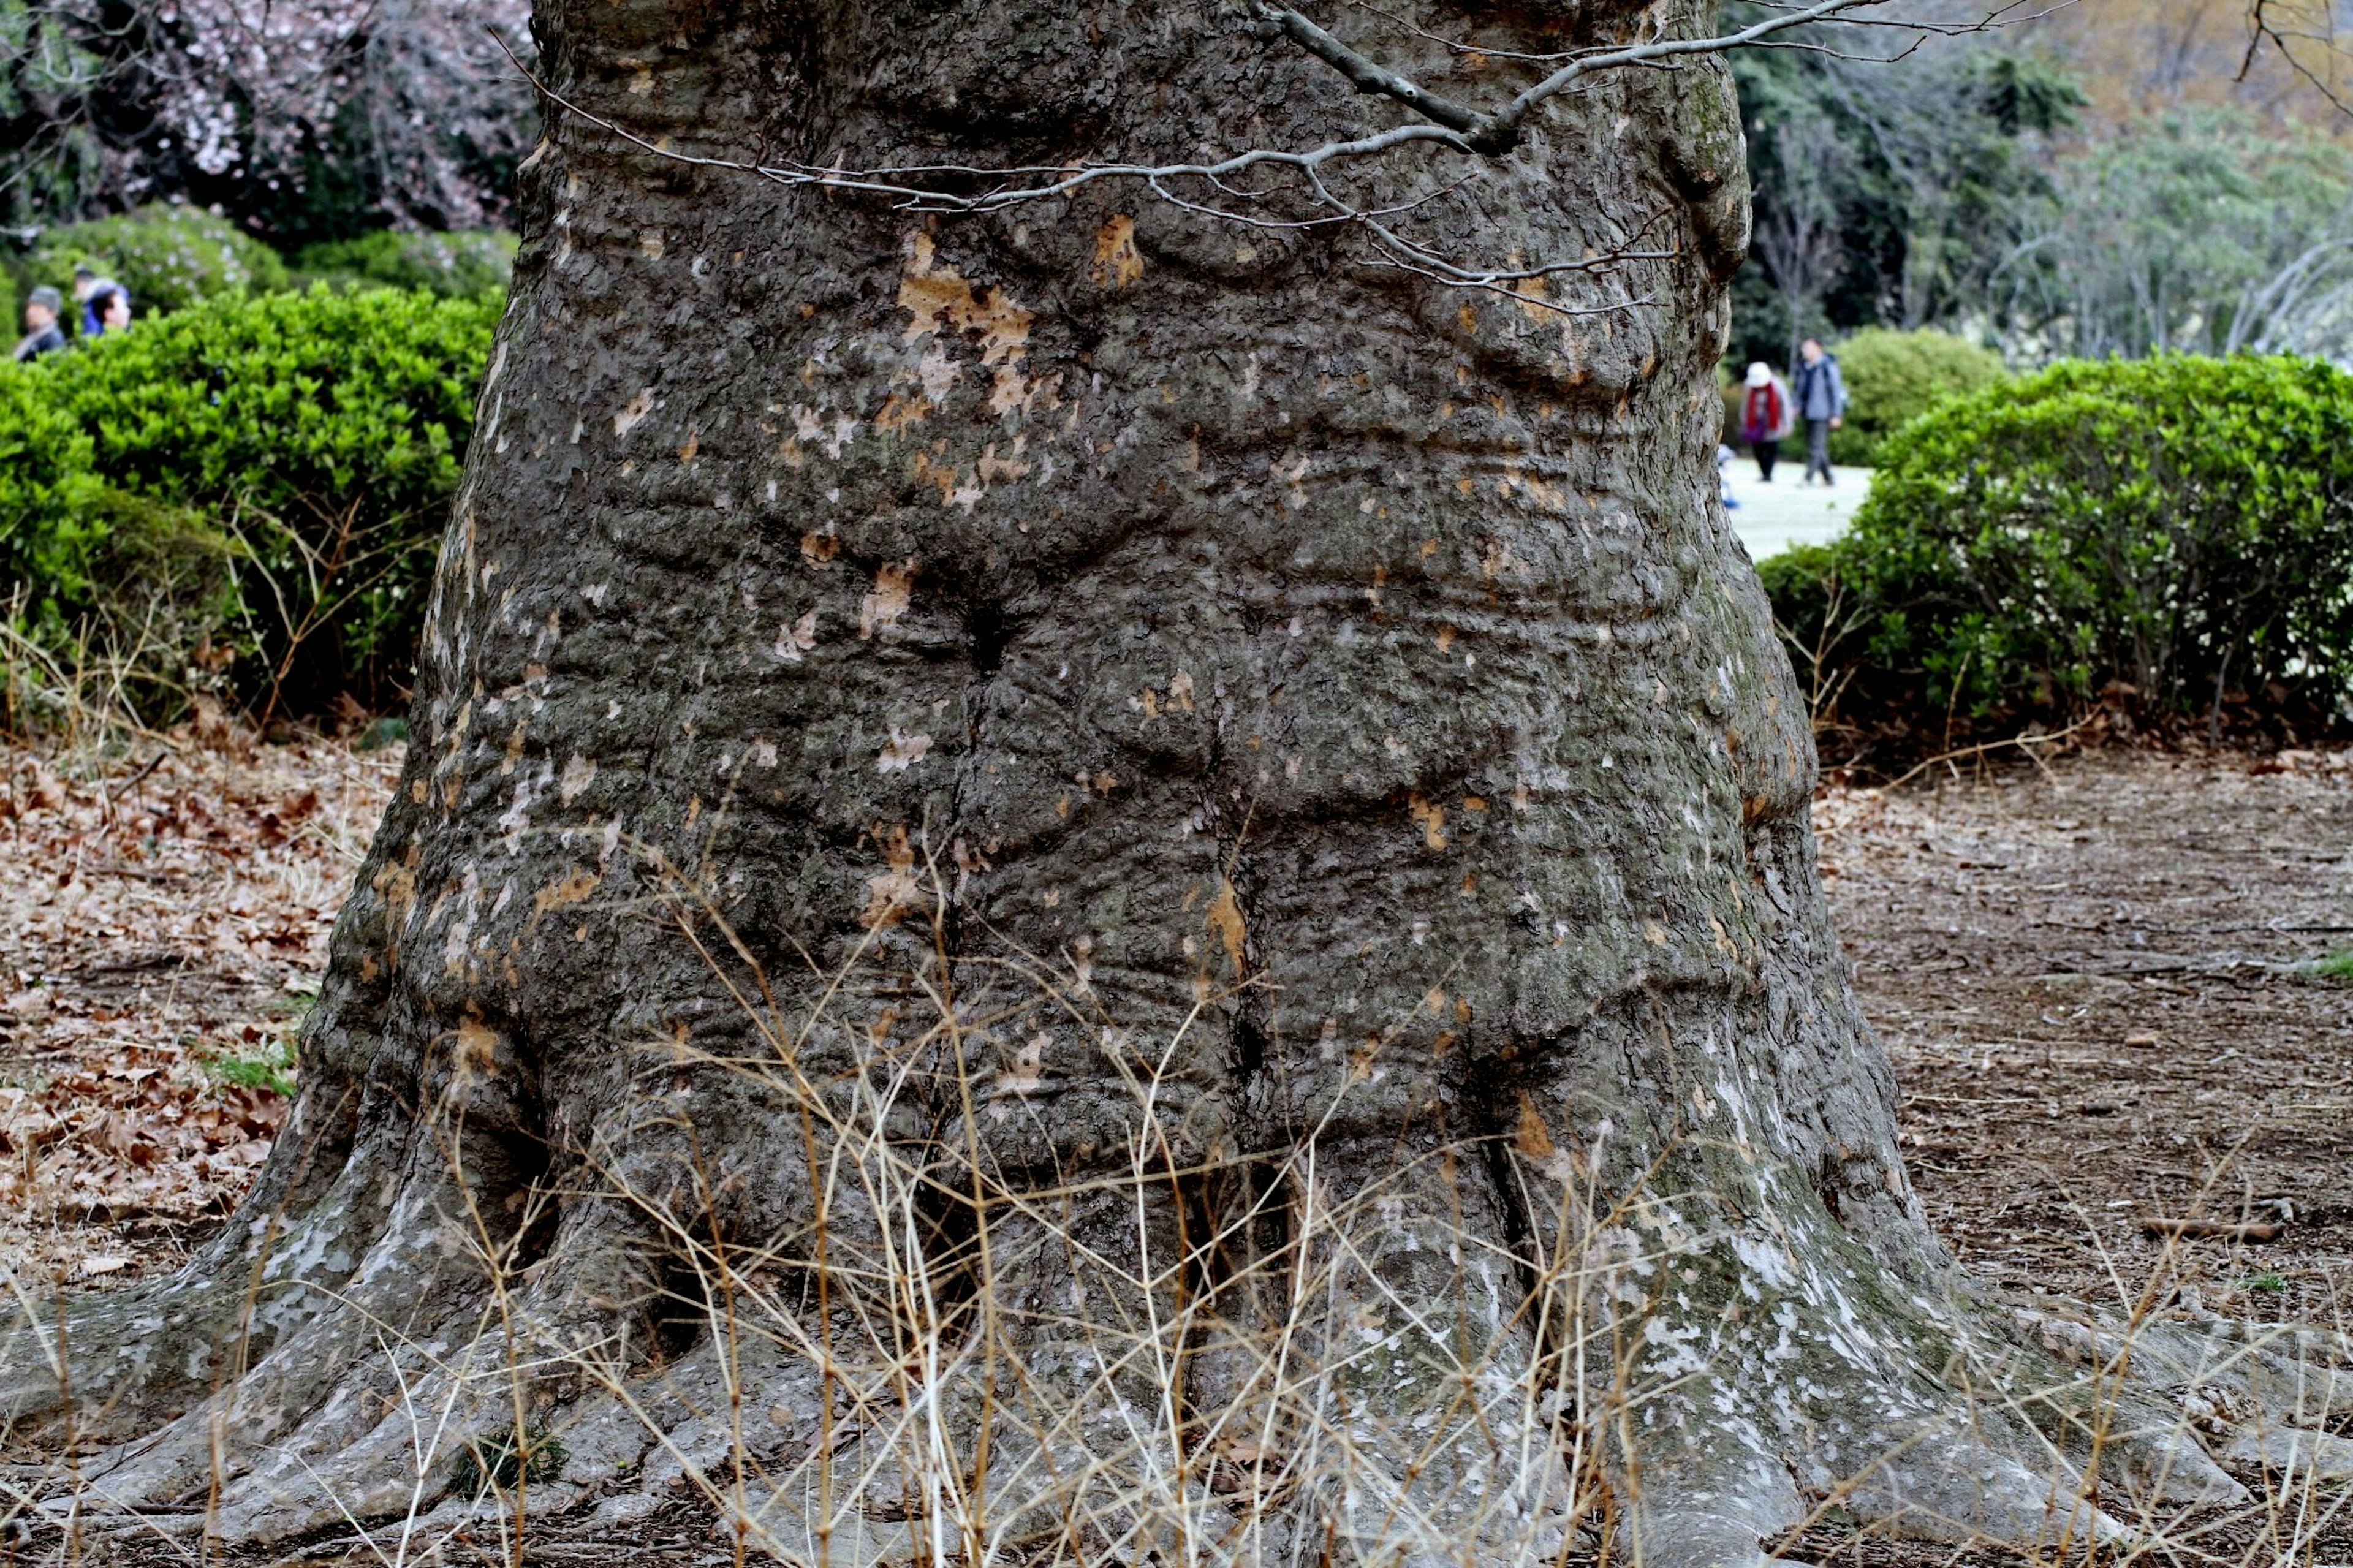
[1762,355,2353,730]
[1728,31,2081,371]
[295,229,516,300]
[1,286,496,717]
[1824,327,2009,466]
[14,203,290,320]
[1995,107,2353,360]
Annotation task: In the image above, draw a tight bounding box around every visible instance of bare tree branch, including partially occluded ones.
[2238,0,2353,115]
[1343,0,2064,70]
[500,0,2028,321]
[1487,0,1899,138]
[512,0,1941,210]
[498,37,1479,212]
[1256,0,1917,156]
[1260,5,1490,142]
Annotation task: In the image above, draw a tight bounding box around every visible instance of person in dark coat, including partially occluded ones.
[1794,337,1849,485]
[12,286,66,362]
[1739,360,1794,482]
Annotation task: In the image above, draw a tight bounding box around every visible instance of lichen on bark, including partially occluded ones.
[6,1,2351,1563]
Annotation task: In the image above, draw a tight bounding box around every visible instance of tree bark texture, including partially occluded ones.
[7,2,2346,1563]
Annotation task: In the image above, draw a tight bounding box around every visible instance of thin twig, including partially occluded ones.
[1872,710,2104,792]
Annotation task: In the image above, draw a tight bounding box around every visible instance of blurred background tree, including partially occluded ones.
[0,0,533,246]
[1993,107,2353,358]
[1727,0,2353,368]
[1726,25,2081,369]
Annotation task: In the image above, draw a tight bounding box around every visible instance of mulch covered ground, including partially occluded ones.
[1822,746,2353,1331]
[0,728,401,1286]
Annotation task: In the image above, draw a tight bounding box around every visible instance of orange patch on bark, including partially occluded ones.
[859,561,916,637]
[899,234,1033,363]
[1093,216,1144,287]
[1205,879,1247,976]
[1408,792,1448,850]
[861,825,924,930]
[1514,1094,1555,1161]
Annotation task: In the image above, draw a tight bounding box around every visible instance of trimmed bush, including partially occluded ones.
[296,230,517,299]
[1772,354,2353,727]
[21,205,292,322]
[1827,328,2007,468]
[0,285,496,715]
[0,370,97,591]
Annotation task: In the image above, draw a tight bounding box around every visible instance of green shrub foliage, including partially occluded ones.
[296,230,518,299]
[0,370,98,588]
[0,286,496,714]
[1827,327,2008,467]
[1770,355,2353,727]
[23,205,292,320]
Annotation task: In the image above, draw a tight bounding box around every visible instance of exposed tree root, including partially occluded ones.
[6,797,2345,1568]
[9,874,2352,1568]
[10,1030,2351,1568]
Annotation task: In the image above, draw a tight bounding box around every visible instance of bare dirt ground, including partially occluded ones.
[1794,745,2353,1568]
[1823,747,2353,1333]
[2,735,2348,1565]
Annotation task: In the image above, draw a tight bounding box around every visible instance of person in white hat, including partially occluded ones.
[1738,360,1795,483]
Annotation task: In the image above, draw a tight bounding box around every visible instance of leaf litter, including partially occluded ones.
[1821,744,2353,1327]
[1,725,401,1287]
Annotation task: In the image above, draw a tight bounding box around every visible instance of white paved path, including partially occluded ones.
[1724,464,1873,559]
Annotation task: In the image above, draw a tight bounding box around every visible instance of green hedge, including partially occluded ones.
[295,230,517,300]
[1827,328,2008,468]
[1,286,496,716]
[1762,354,2353,727]
[20,205,291,322]
[0,370,96,581]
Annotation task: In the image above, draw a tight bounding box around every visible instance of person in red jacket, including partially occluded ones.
[1739,360,1795,482]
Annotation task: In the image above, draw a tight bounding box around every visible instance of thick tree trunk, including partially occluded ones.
[7,2,2346,1563]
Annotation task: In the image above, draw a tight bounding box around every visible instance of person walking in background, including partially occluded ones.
[12,286,66,362]
[89,284,131,338]
[1794,336,1848,485]
[71,265,129,337]
[1739,360,1794,482]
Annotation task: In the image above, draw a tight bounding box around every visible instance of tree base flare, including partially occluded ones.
[10,1001,2348,1567]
